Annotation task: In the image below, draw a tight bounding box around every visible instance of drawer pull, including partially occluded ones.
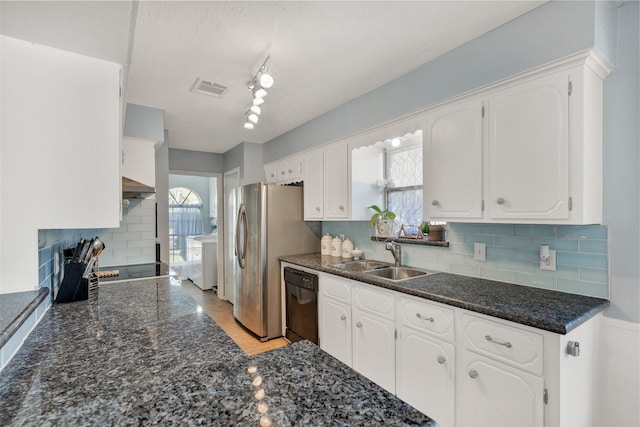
[485,335,512,348]
[437,356,446,365]
[416,313,434,322]
[469,369,478,379]
[340,314,347,321]
[356,321,363,328]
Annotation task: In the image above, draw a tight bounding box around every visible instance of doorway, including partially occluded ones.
[168,172,223,291]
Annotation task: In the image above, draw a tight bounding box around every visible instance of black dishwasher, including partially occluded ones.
[284,267,318,344]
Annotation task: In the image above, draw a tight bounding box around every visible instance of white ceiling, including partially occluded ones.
[1,1,545,154]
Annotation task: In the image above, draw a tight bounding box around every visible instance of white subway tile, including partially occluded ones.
[128,223,154,232]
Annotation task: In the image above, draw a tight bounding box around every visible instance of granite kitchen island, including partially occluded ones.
[0,277,432,426]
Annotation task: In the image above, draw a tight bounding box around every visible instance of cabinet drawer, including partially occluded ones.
[463,314,544,375]
[320,275,351,303]
[353,283,394,320]
[398,296,455,343]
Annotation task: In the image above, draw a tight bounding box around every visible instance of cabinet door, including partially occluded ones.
[462,351,544,427]
[352,283,396,394]
[352,306,396,393]
[285,156,303,182]
[424,99,483,220]
[396,327,455,427]
[318,295,352,366]
[264,163,277,183]
[303,149,324,219]
[488,73,570,220]
[324,143,349,219]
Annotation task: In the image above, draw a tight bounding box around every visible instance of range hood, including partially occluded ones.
[122,176,155,199]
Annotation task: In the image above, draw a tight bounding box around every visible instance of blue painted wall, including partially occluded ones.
[264,1,639,322]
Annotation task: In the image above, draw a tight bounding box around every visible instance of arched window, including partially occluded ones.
[169,187,203,263]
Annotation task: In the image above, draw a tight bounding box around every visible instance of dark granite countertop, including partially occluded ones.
[280,253,610,334]
[0,277,432,426]
[0,287,49,348]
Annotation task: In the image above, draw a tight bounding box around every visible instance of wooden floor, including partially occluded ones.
[180,279,289,356]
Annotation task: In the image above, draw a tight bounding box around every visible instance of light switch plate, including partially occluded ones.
[540,249,556,271]
[474,243,486,261]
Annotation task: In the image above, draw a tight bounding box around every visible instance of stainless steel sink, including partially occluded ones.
[363,266,439,281]
[331,260,390,271]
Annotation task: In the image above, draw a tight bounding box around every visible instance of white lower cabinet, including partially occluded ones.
[352,282,396,393]
[397,326,455,427]
[396,295,456,427]
[461,351,544,427]
[315,272,600,427]
[318,274,352,366]
[319,297,352,366]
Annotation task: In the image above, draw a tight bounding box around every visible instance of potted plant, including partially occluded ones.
[368,205,396,237]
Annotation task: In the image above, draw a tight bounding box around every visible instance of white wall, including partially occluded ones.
[595,318,640,427]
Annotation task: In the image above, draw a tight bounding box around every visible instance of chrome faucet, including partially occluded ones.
[385,241,402,266]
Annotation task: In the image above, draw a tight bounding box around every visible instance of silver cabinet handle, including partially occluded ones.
[356,321,363,328]
[485,335,512,348]
[339,205,344,210]
[496,197,505,205]
[340,314,347,321]
[281,170,286,175]
[416,313,434,322]
[469,369,478,379]
[315,206,321,212]
[437,356,446,365]
[288,169,292,173]
[431,200,439,206]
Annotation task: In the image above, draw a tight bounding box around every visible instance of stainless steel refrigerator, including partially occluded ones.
[233,183,319,341]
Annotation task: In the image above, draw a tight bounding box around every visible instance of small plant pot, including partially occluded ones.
[428,225,445,241]
[376,218,395,237]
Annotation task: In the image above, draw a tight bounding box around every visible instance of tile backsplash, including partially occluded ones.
[322,222,609,299]
[38,198,157,298]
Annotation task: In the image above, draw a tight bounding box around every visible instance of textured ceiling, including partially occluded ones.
[127,1,545,154]
[1,1,546,154]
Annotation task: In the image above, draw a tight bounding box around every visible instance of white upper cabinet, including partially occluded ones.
[1,36,122,230]
[424,98,484,220]
[303,149,325,220]
[264,163,278,183]
[424,50,611,225]
[302,142,348,220]
[277,156,303,184]
[487,72,570,221]
[323,142,349,219]
[264,155,303,185]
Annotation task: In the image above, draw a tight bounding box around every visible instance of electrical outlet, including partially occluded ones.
[474,243,486,261]
[540,249,557,271]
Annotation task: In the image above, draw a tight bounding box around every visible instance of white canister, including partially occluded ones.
[330,236,343,258]
[342,238,354,259]
[321,233,333,256]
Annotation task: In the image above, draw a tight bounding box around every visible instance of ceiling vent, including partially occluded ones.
[191,78,227,97]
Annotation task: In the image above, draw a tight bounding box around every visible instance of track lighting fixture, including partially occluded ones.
[243,56,274,130]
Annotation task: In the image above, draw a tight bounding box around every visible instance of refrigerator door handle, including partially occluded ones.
[236,203,248,269]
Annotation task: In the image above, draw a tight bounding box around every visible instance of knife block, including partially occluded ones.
[55,262,89,303]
